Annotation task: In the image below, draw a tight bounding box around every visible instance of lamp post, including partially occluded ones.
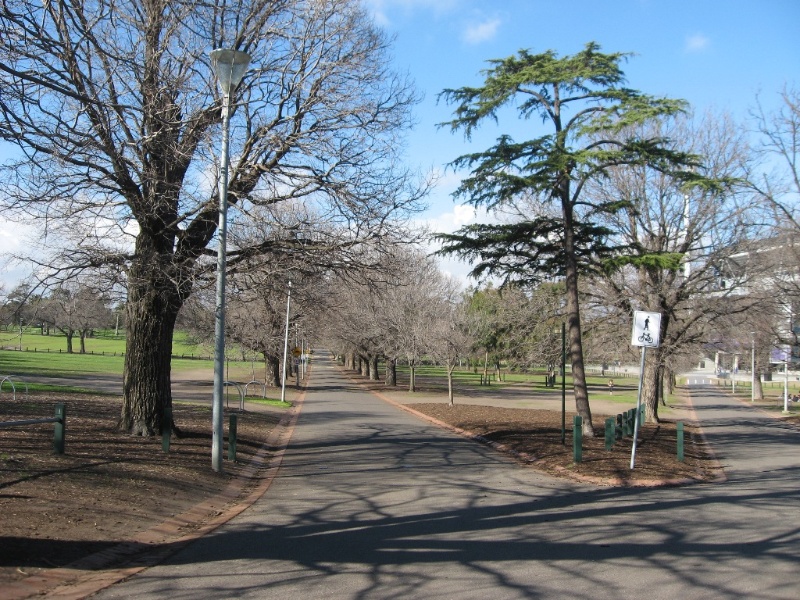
[210,48,251,473]
[281,281,292,403]
[751,332,756,402]
[561,322,566,445]
[784,360,790,413]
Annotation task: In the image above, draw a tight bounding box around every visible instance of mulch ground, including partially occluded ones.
[406,403,720,485]
[0,393,281,586]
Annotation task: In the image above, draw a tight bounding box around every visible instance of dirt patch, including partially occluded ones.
[405,403,720,485]
[0,393,283,586]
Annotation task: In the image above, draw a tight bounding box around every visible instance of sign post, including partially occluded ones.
[630,311,661,469]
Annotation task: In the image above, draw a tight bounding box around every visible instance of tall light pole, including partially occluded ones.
[751,332,756,402]
[210,48,251,473]
[784,360,790,413]
[281,281,292,403]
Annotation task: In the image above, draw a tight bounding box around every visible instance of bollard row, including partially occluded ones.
[572,409,685,463]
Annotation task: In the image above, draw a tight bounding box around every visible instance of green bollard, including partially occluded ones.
[573,415,583,463]
[228,413,238,462]
[604,417,615,450]
[677,421,685,462]
[616,414,623,440]
[639,407,645,427]
[53,403,66,455]
[162,406,172,453]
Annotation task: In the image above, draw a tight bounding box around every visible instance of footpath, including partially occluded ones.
[7,360,800,599]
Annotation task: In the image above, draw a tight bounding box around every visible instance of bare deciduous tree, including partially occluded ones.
[0,0,426,434]
[40,284,112,353]
[584,112,753,421]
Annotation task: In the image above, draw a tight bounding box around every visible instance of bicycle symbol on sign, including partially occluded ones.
[637,331,653,344]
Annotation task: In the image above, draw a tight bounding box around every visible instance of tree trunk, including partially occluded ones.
[65,330,74,354]
[642,348,662,422]
[369,356,379,380]
[754,368,764,400]
[385,357,397,386]
[120,253,182,436]
[447,363,455,406]
[79,331,87,354]
[666,367,675,395]
[264,352,281,387]
[409,360,416,392]
[561,195,593,436]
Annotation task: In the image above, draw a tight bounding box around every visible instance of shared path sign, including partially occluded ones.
[631,311,661,348]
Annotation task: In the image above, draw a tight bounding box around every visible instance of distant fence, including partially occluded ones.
[0,346,213,361]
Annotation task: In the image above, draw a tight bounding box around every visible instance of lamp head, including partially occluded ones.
[210,49,251,94]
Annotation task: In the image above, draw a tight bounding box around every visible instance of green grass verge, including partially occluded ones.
[244,397,293,408]
[0,380,101,395]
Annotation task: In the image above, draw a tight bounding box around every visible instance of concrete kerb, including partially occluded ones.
[4,374,310,600]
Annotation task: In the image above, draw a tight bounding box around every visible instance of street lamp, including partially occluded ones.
[281,281,292,404]
[784,360,790,413]
[751,332,756,402]
[210,48,251,473]
[561,322,566,445]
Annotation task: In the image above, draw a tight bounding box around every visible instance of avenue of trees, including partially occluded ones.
[0,0,428,435]
[0,3,797,441]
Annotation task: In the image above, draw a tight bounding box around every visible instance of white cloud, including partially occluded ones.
[417,202,499,287]
[452,203,477,227]
[685,33,710,53]
[0,217,38,289]
[0,217,35,254]
[363,0,461,27]
[462,17,501,45]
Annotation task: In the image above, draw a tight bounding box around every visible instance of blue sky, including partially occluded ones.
[364,0,799,278]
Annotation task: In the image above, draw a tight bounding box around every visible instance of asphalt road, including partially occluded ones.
[92,355,800,599]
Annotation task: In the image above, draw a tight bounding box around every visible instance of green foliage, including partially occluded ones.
[436,42,698,285]
[602,252,686,273]
[437,219,621,285]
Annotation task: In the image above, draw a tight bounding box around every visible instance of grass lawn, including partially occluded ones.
[0,328,264,379]
[395,363,646,404]
[0,328,207,357]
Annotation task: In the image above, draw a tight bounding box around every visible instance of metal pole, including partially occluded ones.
[630,346,647,469]
[301,337,306,379]
[211,91,233,473]
[751,333,755,402]
[280,281,292,403]
[561,322,566,445]
[784,360,789,413]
